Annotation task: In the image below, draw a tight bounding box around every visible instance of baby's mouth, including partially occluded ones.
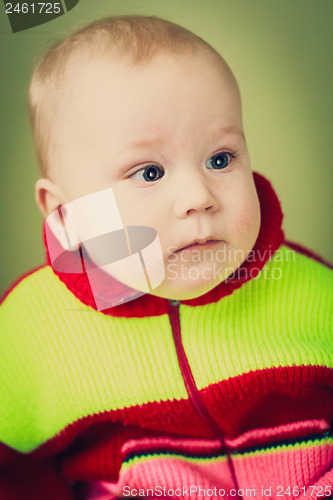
[175,239,222,253]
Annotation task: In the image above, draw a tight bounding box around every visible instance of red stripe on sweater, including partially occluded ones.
[1,365,331,468]
[0,457,74,500]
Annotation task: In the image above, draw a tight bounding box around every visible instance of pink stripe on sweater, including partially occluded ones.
[86,439,333,499]
[121,419,331,457]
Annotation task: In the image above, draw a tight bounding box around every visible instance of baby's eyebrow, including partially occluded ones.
[217,126,245,139]
[126,136,163,150]
[127,127,244,150]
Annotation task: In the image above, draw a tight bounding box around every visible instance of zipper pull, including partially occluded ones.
[169,299,181,307]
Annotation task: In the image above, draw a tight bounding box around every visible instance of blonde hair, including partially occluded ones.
[28,15,229,176]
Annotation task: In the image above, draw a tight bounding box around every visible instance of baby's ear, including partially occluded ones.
[35,178,67,219]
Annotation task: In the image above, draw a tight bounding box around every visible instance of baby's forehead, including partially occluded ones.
[64,51,238,119]
[30,21,240,180]
[58,49,242,156]
[63,46,238,102]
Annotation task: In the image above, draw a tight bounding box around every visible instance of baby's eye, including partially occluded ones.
[130,164,164,182]
[206,152,233,170]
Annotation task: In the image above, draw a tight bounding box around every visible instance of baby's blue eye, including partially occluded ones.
[131,165,164,182]
[206,153,230,170]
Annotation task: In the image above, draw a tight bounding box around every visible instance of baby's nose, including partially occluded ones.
[173,170,218,219]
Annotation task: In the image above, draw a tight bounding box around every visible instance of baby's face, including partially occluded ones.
[54,51,261,300]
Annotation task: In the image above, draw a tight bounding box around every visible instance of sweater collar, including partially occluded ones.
[45,172,284,317]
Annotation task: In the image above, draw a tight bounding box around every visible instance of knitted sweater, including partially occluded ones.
[0,173,332,500]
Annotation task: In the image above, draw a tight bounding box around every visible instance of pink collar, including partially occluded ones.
[45,172,284,317]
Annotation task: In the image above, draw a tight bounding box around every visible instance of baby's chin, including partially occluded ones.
[148,253,247,300]
[147,274,226,301]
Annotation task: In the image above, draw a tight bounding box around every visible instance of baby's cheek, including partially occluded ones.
[233,197,261,245]
[243,207,261,234]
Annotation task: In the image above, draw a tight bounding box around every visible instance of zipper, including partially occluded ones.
[169,299,221,427]
[168,299,241,498]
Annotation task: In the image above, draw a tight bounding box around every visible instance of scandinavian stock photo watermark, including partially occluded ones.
[165,244,296,283]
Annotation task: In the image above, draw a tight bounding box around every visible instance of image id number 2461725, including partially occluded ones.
[5,3,61,14]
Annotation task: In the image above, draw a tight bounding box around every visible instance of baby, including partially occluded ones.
[1,15,332,500]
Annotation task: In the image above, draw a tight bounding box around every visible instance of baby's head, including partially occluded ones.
[31,15,261,301]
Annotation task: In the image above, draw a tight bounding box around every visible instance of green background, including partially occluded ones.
[1,0,332,296]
